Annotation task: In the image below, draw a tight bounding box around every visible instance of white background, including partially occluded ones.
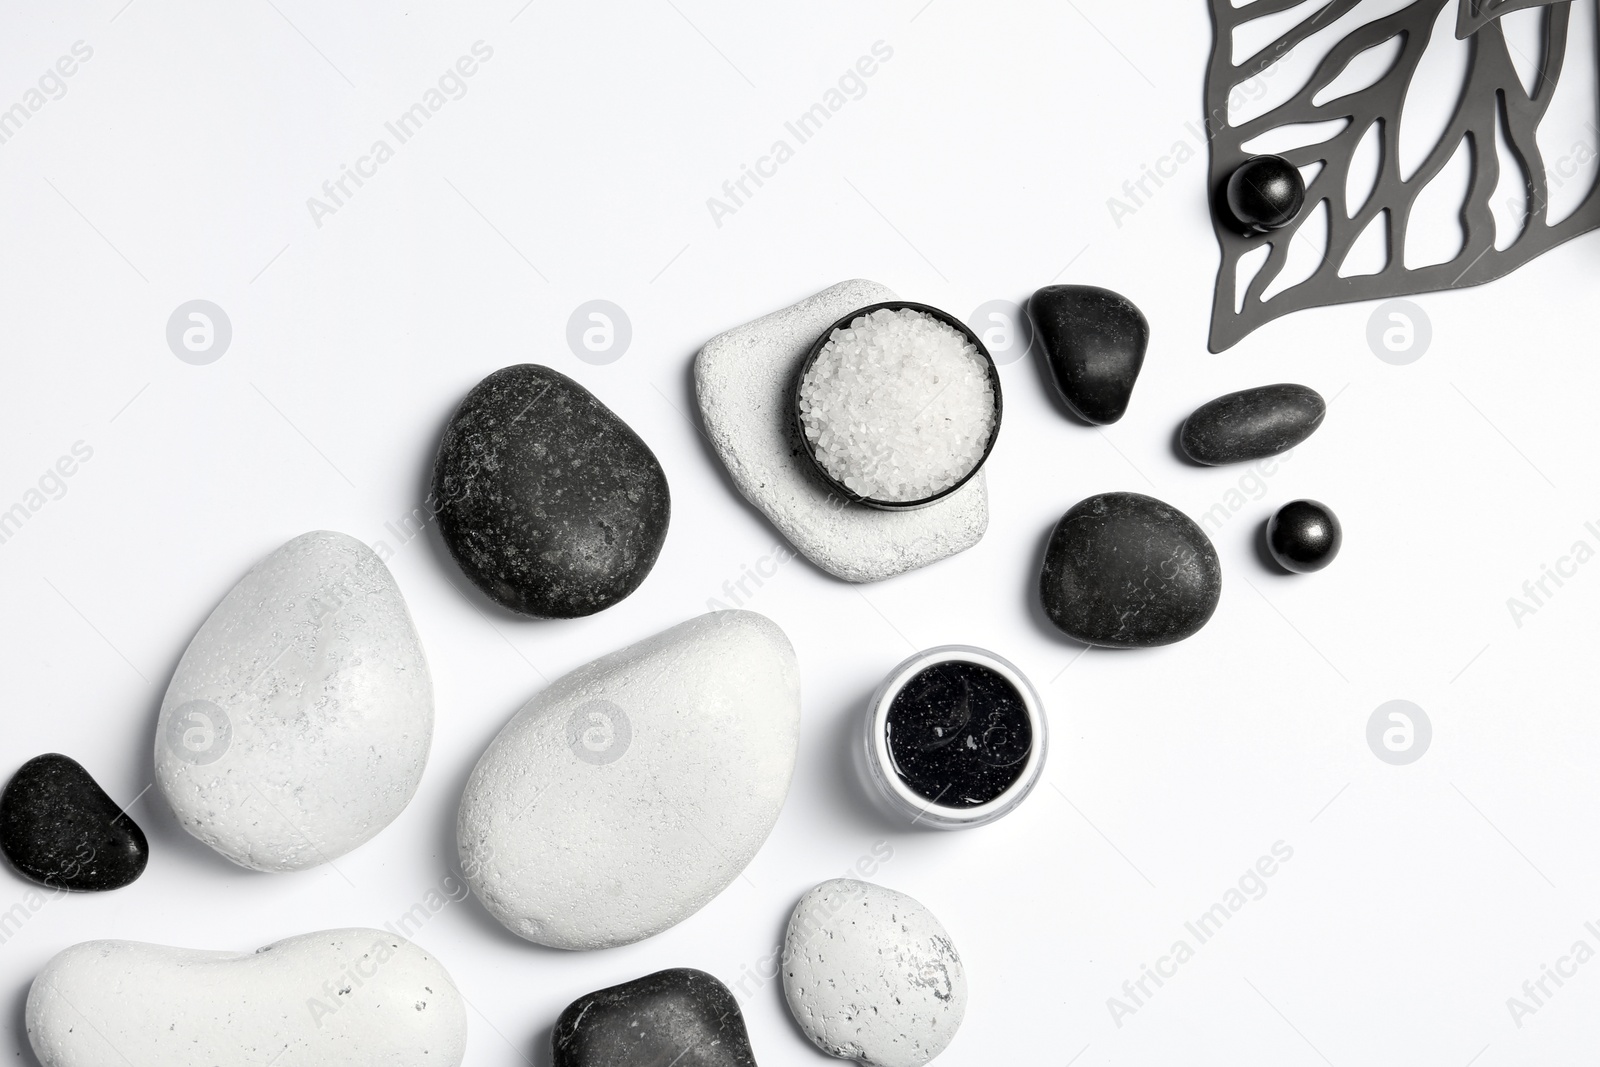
[2,1,1599,1064]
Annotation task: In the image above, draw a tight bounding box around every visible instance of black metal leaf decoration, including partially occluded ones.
[1205,0,1600,351]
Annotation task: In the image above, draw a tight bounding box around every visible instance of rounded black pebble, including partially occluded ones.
[1027,285,1148,425]
[1225,155,1306,233]
[1267,499,1342,573]
[0,754,148,891]
[432,364,671,619]
[1040,492,1222,648]
[553,968,756,1067]
[1180,383,1325,465]
[887,660,1032,808]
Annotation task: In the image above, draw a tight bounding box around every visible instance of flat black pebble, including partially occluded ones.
[1180,383,1325,465]
[1027,285,1148,425]
[1267,499,1342,573]
[887,660,1032,808]
[1225,155,1306,232]
[0,754,148,891]
[1039,492,1222,648]
[433,364,670,618]
[552,968,757,1067]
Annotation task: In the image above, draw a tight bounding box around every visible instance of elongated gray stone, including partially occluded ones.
[458,610,800,950]
[695,280,987,582]
[26,928,466,1067]
[155,531,433,872]
[1179,383,1325,465]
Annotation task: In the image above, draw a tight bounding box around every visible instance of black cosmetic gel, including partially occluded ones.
[885,660,1033,808]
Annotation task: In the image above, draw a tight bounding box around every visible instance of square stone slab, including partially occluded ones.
[694,279,989,583]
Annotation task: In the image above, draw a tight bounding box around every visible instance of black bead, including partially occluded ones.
[1225,155,1306,233]
[0,754,149,892]
[552,968,757,1067]
[1267,500,1342,573]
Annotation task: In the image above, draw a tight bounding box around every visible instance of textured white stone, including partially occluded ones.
[694,280,988,583]
[783,879,967,1067]
[26,928,467,1067]
[457,610,799,950]
[155,530,434,872]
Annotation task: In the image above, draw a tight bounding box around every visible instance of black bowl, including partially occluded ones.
[791,301,1003,512]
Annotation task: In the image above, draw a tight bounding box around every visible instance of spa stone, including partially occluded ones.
[457,610,800,949]
[432,363,670,618]
[784,879,966,1067]
[155,530,433,872]
[1027,285,1148,425]
[553,969,756,1067]
[26,928,466,1067]
[1039,492,1221,647]
[0,754,148,891]
[1180,383,1325,465]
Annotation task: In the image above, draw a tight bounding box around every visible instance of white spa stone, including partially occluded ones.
[155,530,433,873]
[457,610,800,950]
[26,928,467,1067]
[695,280,988,582]
[783,879,967,1067]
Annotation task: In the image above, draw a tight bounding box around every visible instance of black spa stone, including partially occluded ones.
[552,968,757,1067]
[432,364,671,619]
[887,660,1031,808]
[1179,383,1325,466]
[1225,155,1306,233]
[1027,285,1148,425]
[0,754,148,891]
[1040,492,1222,648]
[1267,499,1342,573]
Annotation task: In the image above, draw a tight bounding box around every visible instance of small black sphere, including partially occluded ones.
[1226,155,1306,232]
[1267,499,1341,573]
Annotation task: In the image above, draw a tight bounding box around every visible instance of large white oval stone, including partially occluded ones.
[155,530,434,872]
[457,610,800,950]
[26,928,467,1067]
[783,879,967,1067]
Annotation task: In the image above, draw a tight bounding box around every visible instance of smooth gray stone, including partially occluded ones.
[1027,284,1148,425]
[1039,492,1221,648]
[1179,383,1325,465]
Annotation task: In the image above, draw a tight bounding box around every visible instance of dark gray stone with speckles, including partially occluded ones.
[432,364,670,618]
[0,754,147,891]
[1179,383,1325,465]
[552,968,757,1067]
[1039,492,1221,648]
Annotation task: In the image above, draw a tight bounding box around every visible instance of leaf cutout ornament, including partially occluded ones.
[1205,0,1600,351]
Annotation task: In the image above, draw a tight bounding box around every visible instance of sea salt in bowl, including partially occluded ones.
[793,302,1001,510]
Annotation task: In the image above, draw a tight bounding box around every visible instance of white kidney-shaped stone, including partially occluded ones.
[26,928,467,1067]
[784,879,967,1067]
[457,610,800,950]
[155,530,433,872]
